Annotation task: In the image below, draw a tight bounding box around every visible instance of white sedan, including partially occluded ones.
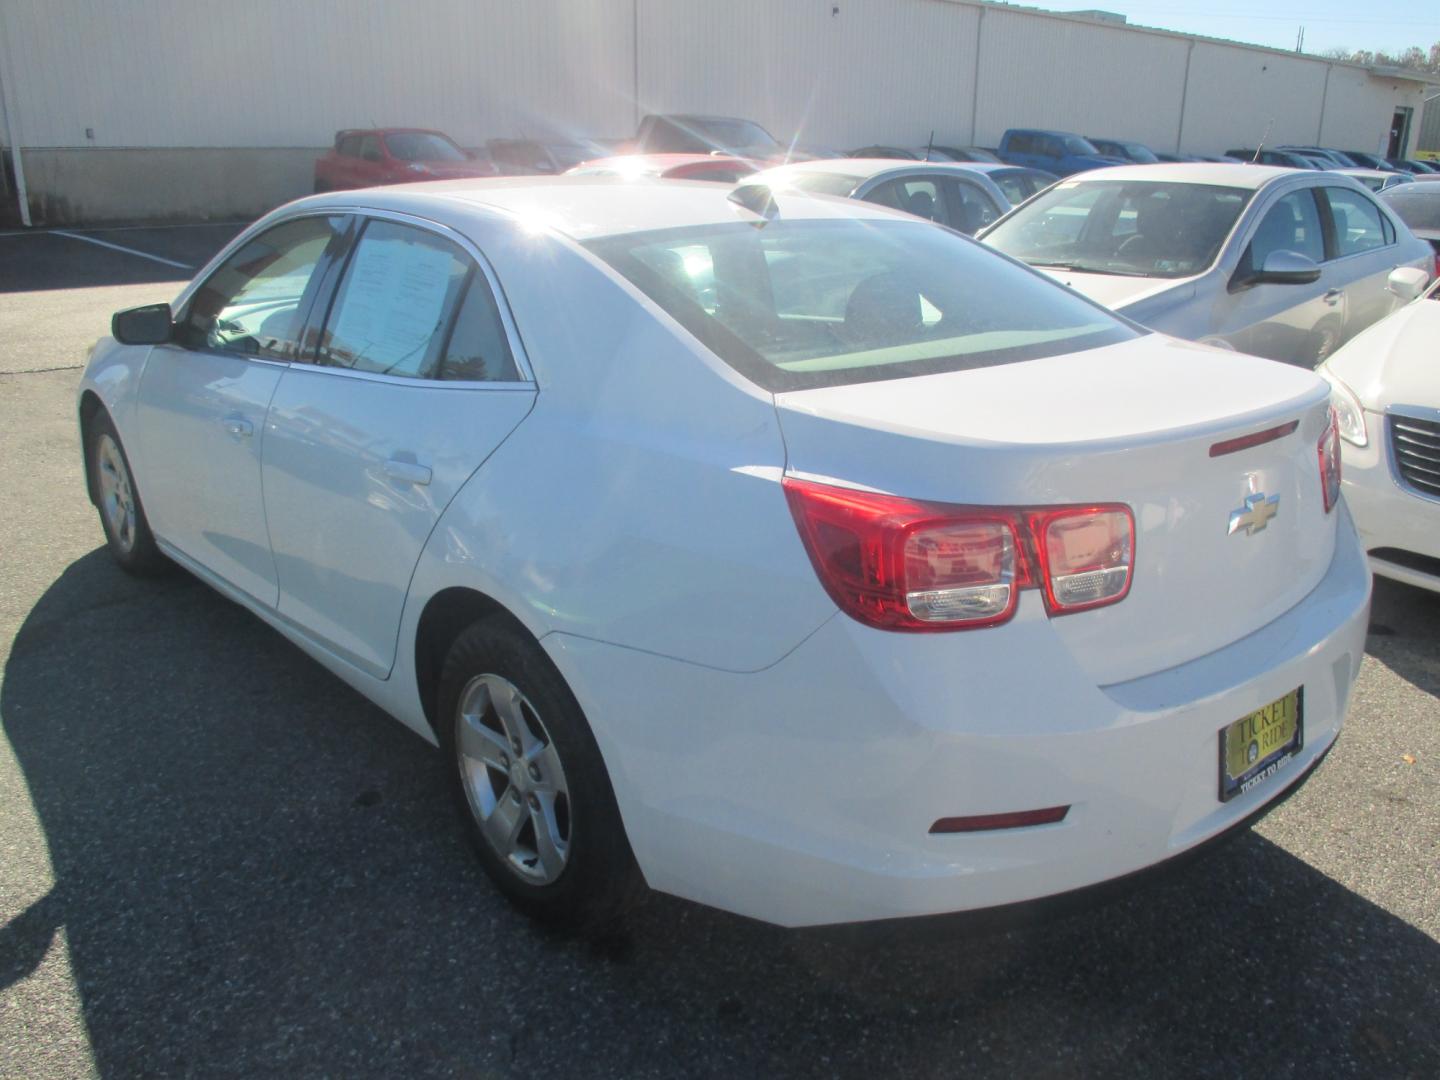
[80,176,1369,929]
[979,163,1432,367]
[1320,275,1440,593]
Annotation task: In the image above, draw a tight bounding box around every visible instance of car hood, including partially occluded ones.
[1323,299,1440,410]
[1032,268,1189,313]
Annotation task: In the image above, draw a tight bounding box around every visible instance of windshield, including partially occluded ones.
[385,132,466,162]
[585,219,1136,392]
[1064,136,1100,156]
[1122,143,1159,163]
[693,118,780,151]
[766,171,863,197]
[981,179,1253,279]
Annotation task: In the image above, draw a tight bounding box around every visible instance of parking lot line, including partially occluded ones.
[49,230,194,270]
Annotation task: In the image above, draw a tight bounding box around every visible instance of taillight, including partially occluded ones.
[1318,406,1342,513]
[782,477,1133,631]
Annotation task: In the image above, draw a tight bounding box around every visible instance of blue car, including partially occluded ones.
[997,128,1128,176]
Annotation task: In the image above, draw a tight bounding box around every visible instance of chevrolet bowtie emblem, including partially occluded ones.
[1228,492,1280,536]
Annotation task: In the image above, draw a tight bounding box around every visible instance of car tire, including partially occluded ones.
[437,615,645,931]
[87,411,168,576]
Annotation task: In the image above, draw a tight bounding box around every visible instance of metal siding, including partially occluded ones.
[972,9,1190,150]
[636,0,979,150]
[1178,44,1328,156]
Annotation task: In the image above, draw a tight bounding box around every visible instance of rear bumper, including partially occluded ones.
[547,505,1371,928]
[1341,423,1440,593]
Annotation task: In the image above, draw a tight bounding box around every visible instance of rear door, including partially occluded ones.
[261,213,536,677]
[1318,185,1407,346]
[136,214,350,604]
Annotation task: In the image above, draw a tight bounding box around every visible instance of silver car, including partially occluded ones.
[979,163,1433,366]
[752,158,1011,235]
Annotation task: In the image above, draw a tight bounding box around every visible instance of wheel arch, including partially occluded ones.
[78,390,107,506]
[414,586,529,738]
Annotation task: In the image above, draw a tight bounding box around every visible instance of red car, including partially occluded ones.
[565,153,757,183]
[313,128,497,192]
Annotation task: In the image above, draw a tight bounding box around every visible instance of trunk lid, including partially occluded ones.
[774,334,1335,685]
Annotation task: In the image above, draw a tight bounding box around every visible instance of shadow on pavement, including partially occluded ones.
[4,550,1439,1077]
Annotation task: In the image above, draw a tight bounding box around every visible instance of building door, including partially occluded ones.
[1389,107,1413,159]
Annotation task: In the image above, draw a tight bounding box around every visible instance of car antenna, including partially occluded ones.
[924,130,934,162]
[1251,119,1274,164]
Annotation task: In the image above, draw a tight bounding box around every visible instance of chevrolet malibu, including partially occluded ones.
[80,177,1370,929]
[980,163,1431,367]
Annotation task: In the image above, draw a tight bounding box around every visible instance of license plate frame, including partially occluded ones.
[1218,687,1304,803]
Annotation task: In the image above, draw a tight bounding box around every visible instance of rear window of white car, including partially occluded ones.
[585,218,1136,391]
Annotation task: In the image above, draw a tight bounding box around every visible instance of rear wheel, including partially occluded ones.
[438,617,644,930]
[87,412,167,576]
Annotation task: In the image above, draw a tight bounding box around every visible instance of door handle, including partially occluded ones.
[1322,289,1343,305]
[383,458,432,486]
[223,417,254,438]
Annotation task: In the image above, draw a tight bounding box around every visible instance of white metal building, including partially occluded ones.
[0,0,1433,225]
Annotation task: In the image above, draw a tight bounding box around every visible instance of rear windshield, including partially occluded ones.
[1383,190,1440,229]
[385,132,465,162]
[982,179,1253,279]
[584,218,1136,392]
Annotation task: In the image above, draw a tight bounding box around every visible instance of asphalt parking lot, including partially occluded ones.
[1,223,1438,1079]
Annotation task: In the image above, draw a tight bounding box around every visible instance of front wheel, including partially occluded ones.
[437,617,644,930]
[87,412,168,576]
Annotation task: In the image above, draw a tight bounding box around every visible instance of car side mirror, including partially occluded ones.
[1387,266,1429,303]
[1248,250,1322,287]
[112,303,174,345]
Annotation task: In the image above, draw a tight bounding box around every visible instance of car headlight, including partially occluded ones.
[1320,370,1367,447]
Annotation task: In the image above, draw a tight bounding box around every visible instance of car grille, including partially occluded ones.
[1390,413,1440,500]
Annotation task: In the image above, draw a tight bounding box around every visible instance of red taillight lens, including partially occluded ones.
[1030,506,1135,613]
[1318,406,1342,513]
[782,477,1133,631]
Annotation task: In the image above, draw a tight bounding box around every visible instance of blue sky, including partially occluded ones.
[1049,2,1440,56]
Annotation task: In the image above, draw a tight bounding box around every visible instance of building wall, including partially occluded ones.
[0,0,1429,224]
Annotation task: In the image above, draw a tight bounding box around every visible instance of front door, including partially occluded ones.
[1389,108,1412,159]
[135,214,349,605]
[261,215,535,678]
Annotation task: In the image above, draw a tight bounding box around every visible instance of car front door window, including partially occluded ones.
[1323,188,1389,257]
[179,215,346,361]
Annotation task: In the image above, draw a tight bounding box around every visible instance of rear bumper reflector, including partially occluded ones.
[930,805,1070,834]
[1209,420,1299,458]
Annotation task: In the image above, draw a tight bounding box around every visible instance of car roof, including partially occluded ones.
[1049,162,1298,188]
[301,175,912,241]
[759,157,998,181]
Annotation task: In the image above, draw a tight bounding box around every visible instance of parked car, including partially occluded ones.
[943,161,1057,205]
[847,145,921,160]
[997,128,1127,175]
[751,158,1010,233]
[1087,138,1160,164]
[626,113,828,160]
[1380,183,1440,271]
[82,176,1368,929]
[1338,150,1401,172]
[1225,148,1317,169]
[1333,168,1412,193]
[487,138,615,175]
[565,153,757,183]
[313,128,497,192]
[929,145,1003,163]
[1319,274,1440,593]
[1155,152,1203,163]
[1386,158,1437,175]
[979,163,1433,366]
[1278,146,1354,168]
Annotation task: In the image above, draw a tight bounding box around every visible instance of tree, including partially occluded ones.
[1322,41,1440,77]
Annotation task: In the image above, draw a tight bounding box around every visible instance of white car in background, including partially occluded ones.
[1320,274,1440,593]
[80,177,1368,930]
[980,163,1432,367]
[751,158,1011,234]
[1332,167,1413,194]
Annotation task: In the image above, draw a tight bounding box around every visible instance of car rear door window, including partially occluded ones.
[318,219,518,381]
[1323,188,1389,257]
[864,178,945,224]
[359,134,384,162]
[179,215,346,360]
[943,179,1001,234]
[337,135,362,158]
